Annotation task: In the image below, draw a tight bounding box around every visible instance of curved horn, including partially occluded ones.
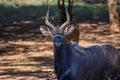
[45,6,55,30]
[60,7,70,30]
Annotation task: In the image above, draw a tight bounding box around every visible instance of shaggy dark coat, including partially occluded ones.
[54,41,120,80]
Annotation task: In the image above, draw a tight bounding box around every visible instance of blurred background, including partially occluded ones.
[0,0,120,80]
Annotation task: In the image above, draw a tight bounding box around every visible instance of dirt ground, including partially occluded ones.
[0,21,120,80]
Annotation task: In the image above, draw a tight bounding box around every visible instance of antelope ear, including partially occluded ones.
[40,26,52,36]
[64,25,74,35]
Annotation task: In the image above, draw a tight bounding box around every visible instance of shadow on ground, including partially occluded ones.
[0,18,120,79]
[0,55,55,80]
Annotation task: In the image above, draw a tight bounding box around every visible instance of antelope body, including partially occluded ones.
[40,6,120,80]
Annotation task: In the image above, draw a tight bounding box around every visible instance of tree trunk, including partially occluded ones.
[68,0,74,22]
[58,0,73,23]
[107,0,120,32]
[58,0,66,23]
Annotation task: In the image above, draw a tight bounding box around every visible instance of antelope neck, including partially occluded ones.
[54,37,71,79]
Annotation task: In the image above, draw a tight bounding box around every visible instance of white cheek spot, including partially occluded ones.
[114,77,118,79]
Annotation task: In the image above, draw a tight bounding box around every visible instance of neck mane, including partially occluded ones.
[54,41,71,79]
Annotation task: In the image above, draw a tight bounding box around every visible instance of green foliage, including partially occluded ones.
[0,0,57,6]
[0,1,117,22]
[73,3,109,22]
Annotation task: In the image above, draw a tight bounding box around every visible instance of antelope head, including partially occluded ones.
[40,6,75,47]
